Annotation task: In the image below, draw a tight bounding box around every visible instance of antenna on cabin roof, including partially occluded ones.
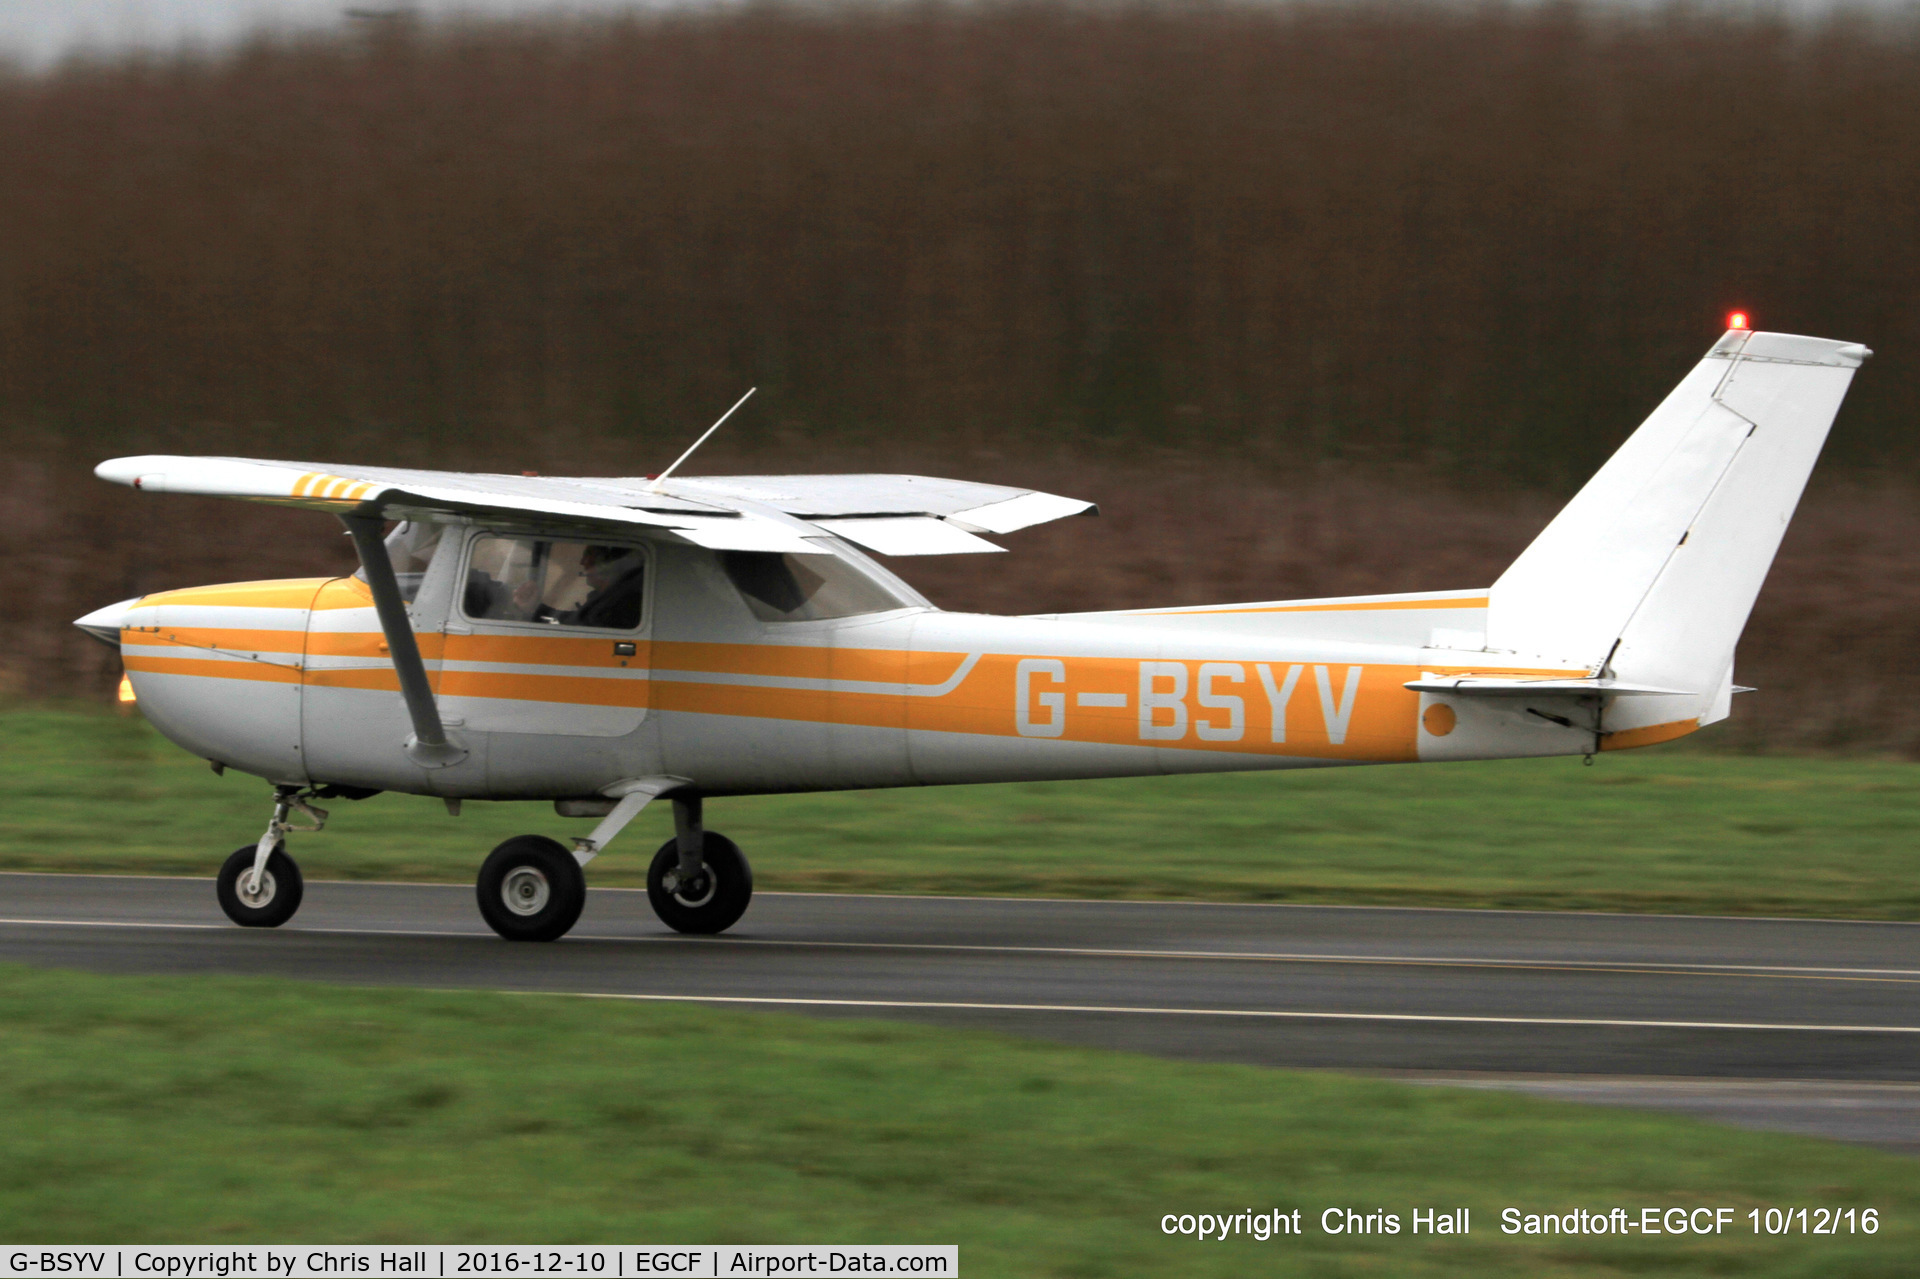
[648,387,756,492]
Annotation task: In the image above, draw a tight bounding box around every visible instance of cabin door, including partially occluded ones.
[436,530,652,738]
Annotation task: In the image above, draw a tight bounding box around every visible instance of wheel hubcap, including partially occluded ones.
[664,863,717,908]
[238,869,277,909]
[502,866,551,916]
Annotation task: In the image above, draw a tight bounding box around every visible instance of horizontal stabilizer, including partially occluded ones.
[1406,677,1699,697]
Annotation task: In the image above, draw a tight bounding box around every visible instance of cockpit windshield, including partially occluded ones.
[353,520,443,603]
[721,552,913,622]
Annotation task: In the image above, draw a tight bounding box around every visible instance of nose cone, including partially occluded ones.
[74,597,140,648]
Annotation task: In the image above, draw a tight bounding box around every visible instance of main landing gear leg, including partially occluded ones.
[647,793,753,935]
[469,777,751,941]
[216,785,322,928]
[673,793,705,881]
[473,777,675,943]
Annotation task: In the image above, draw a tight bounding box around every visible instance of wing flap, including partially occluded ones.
[677,472,1093,528]
[669,519,823,554]
[812,517,1006,556]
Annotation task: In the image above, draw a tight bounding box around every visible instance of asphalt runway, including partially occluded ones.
[3,871,1918,1153]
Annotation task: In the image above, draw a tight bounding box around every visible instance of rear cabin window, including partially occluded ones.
[721,552,911,622]
[464,536,646,630]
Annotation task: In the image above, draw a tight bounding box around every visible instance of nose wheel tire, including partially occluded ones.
[477,835,587,942]
[216,844,304,928]
[647,833,752,934]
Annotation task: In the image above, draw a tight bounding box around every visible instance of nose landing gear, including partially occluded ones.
[216,786,325,928]
[216,843,304,927]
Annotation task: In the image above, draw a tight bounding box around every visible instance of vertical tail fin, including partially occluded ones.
[1487,329,1870,722]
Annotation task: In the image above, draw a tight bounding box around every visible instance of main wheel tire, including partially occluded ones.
[476,835,586,942]
[216,844,304,928]
[647,833,752,934]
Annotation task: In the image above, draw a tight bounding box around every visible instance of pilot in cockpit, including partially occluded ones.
[463,536,645,629]
[566,544,645,629]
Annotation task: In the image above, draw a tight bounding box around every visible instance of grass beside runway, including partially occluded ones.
[5,706,1920,919]
[1,963,1916,1273]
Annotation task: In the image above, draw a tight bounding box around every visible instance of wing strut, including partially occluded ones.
[342,514,468,769]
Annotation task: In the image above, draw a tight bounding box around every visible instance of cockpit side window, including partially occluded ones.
[463,535,647,630]
[721,552,912,622]
[353,520,444,604]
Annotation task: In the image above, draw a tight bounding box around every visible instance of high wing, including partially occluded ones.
[93,456,1095,556]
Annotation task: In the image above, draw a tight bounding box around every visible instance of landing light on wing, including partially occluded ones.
[1727,310,1750,330]
[117,674,136,704]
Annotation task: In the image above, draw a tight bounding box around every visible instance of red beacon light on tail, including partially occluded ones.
[1727,311,1751,330]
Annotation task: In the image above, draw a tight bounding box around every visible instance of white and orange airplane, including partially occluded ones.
[76,326,1868,940]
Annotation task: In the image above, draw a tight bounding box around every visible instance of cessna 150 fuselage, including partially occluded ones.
[74,327,1870,941]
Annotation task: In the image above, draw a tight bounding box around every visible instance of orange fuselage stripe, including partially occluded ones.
[1145,596,1490,616]
[1600,719,1701,751]
[126,582,1683,761]
[123,655,303,685]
